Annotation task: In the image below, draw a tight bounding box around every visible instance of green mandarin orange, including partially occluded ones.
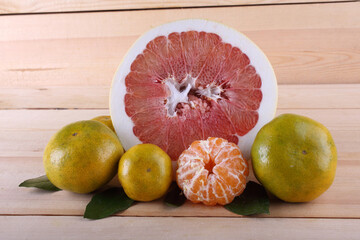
[43,120,124,193]
[92,115,115,132]
[118,144,172,201]
[251,114,337,202]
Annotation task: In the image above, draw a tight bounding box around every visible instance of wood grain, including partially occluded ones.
[0,108,358,155]
[0,3,359,86]
[1,154,359,218]
[0,84,359,109]
[0,104,359,218]
[1,216,359,240]
[0,0,358,237]
[1,127,357,160]
[0,0,353,14]
[1,108,359,132]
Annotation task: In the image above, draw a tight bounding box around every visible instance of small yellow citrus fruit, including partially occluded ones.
[91,115,115,132]
[43,120,124,193]
[118,144,172,201]
[251,114,337,202]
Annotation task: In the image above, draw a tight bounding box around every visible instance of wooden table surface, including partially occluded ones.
[1,0,360,239]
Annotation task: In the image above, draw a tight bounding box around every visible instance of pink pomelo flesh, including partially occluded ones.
[110,20,277,163]
[124,31,262,160]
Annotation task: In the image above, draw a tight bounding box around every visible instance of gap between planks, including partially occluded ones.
[0,0,356,15]
[1,213,360,220]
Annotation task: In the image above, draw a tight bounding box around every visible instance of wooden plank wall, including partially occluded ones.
[1,3,359,90]
[0,0,360,238]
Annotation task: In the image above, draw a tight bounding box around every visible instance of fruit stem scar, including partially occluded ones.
[72,133,78,136]
[147,168,151,172]
[302,150,307,154]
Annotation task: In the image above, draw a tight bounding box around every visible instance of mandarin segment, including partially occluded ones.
[176,137,249,205]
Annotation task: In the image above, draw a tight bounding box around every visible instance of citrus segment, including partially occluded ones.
[176,137,249,205]
[110,19,277,161]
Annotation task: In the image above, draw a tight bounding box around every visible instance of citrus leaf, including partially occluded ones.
[164,182,186,207]
[84,187,134,220]
[224,181,270,215]
[19,175,61,191]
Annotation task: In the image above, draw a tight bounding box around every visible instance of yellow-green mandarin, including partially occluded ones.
[118,144,172,201]
[251,114,337,202]
[43,120,124,193]
[91,115,115,132]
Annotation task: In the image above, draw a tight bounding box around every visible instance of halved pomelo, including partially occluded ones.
[110,19,277,162]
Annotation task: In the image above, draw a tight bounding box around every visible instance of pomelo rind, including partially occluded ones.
[110,19,277,160]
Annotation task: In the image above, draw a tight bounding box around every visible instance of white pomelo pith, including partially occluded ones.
[110,19,277,161]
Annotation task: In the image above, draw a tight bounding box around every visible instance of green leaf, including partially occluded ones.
[19,175,61,191]
[224,181,270,216]
[164,182,186,207]
[84,187,134,220]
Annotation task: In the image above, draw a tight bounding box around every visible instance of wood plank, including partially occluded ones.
[0,84,359,109]
[0,102,356,160]
[0,3,359,86]
[278,84,360,109]
[1,216,359,240]
[1,128,357,160]
[0,86,109,109]
[0,107,359,218]
[0,108,358,131]
[1,153,359,218]
[0,0,353,14]
[0,109,358,160]
[3,4,359,42]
